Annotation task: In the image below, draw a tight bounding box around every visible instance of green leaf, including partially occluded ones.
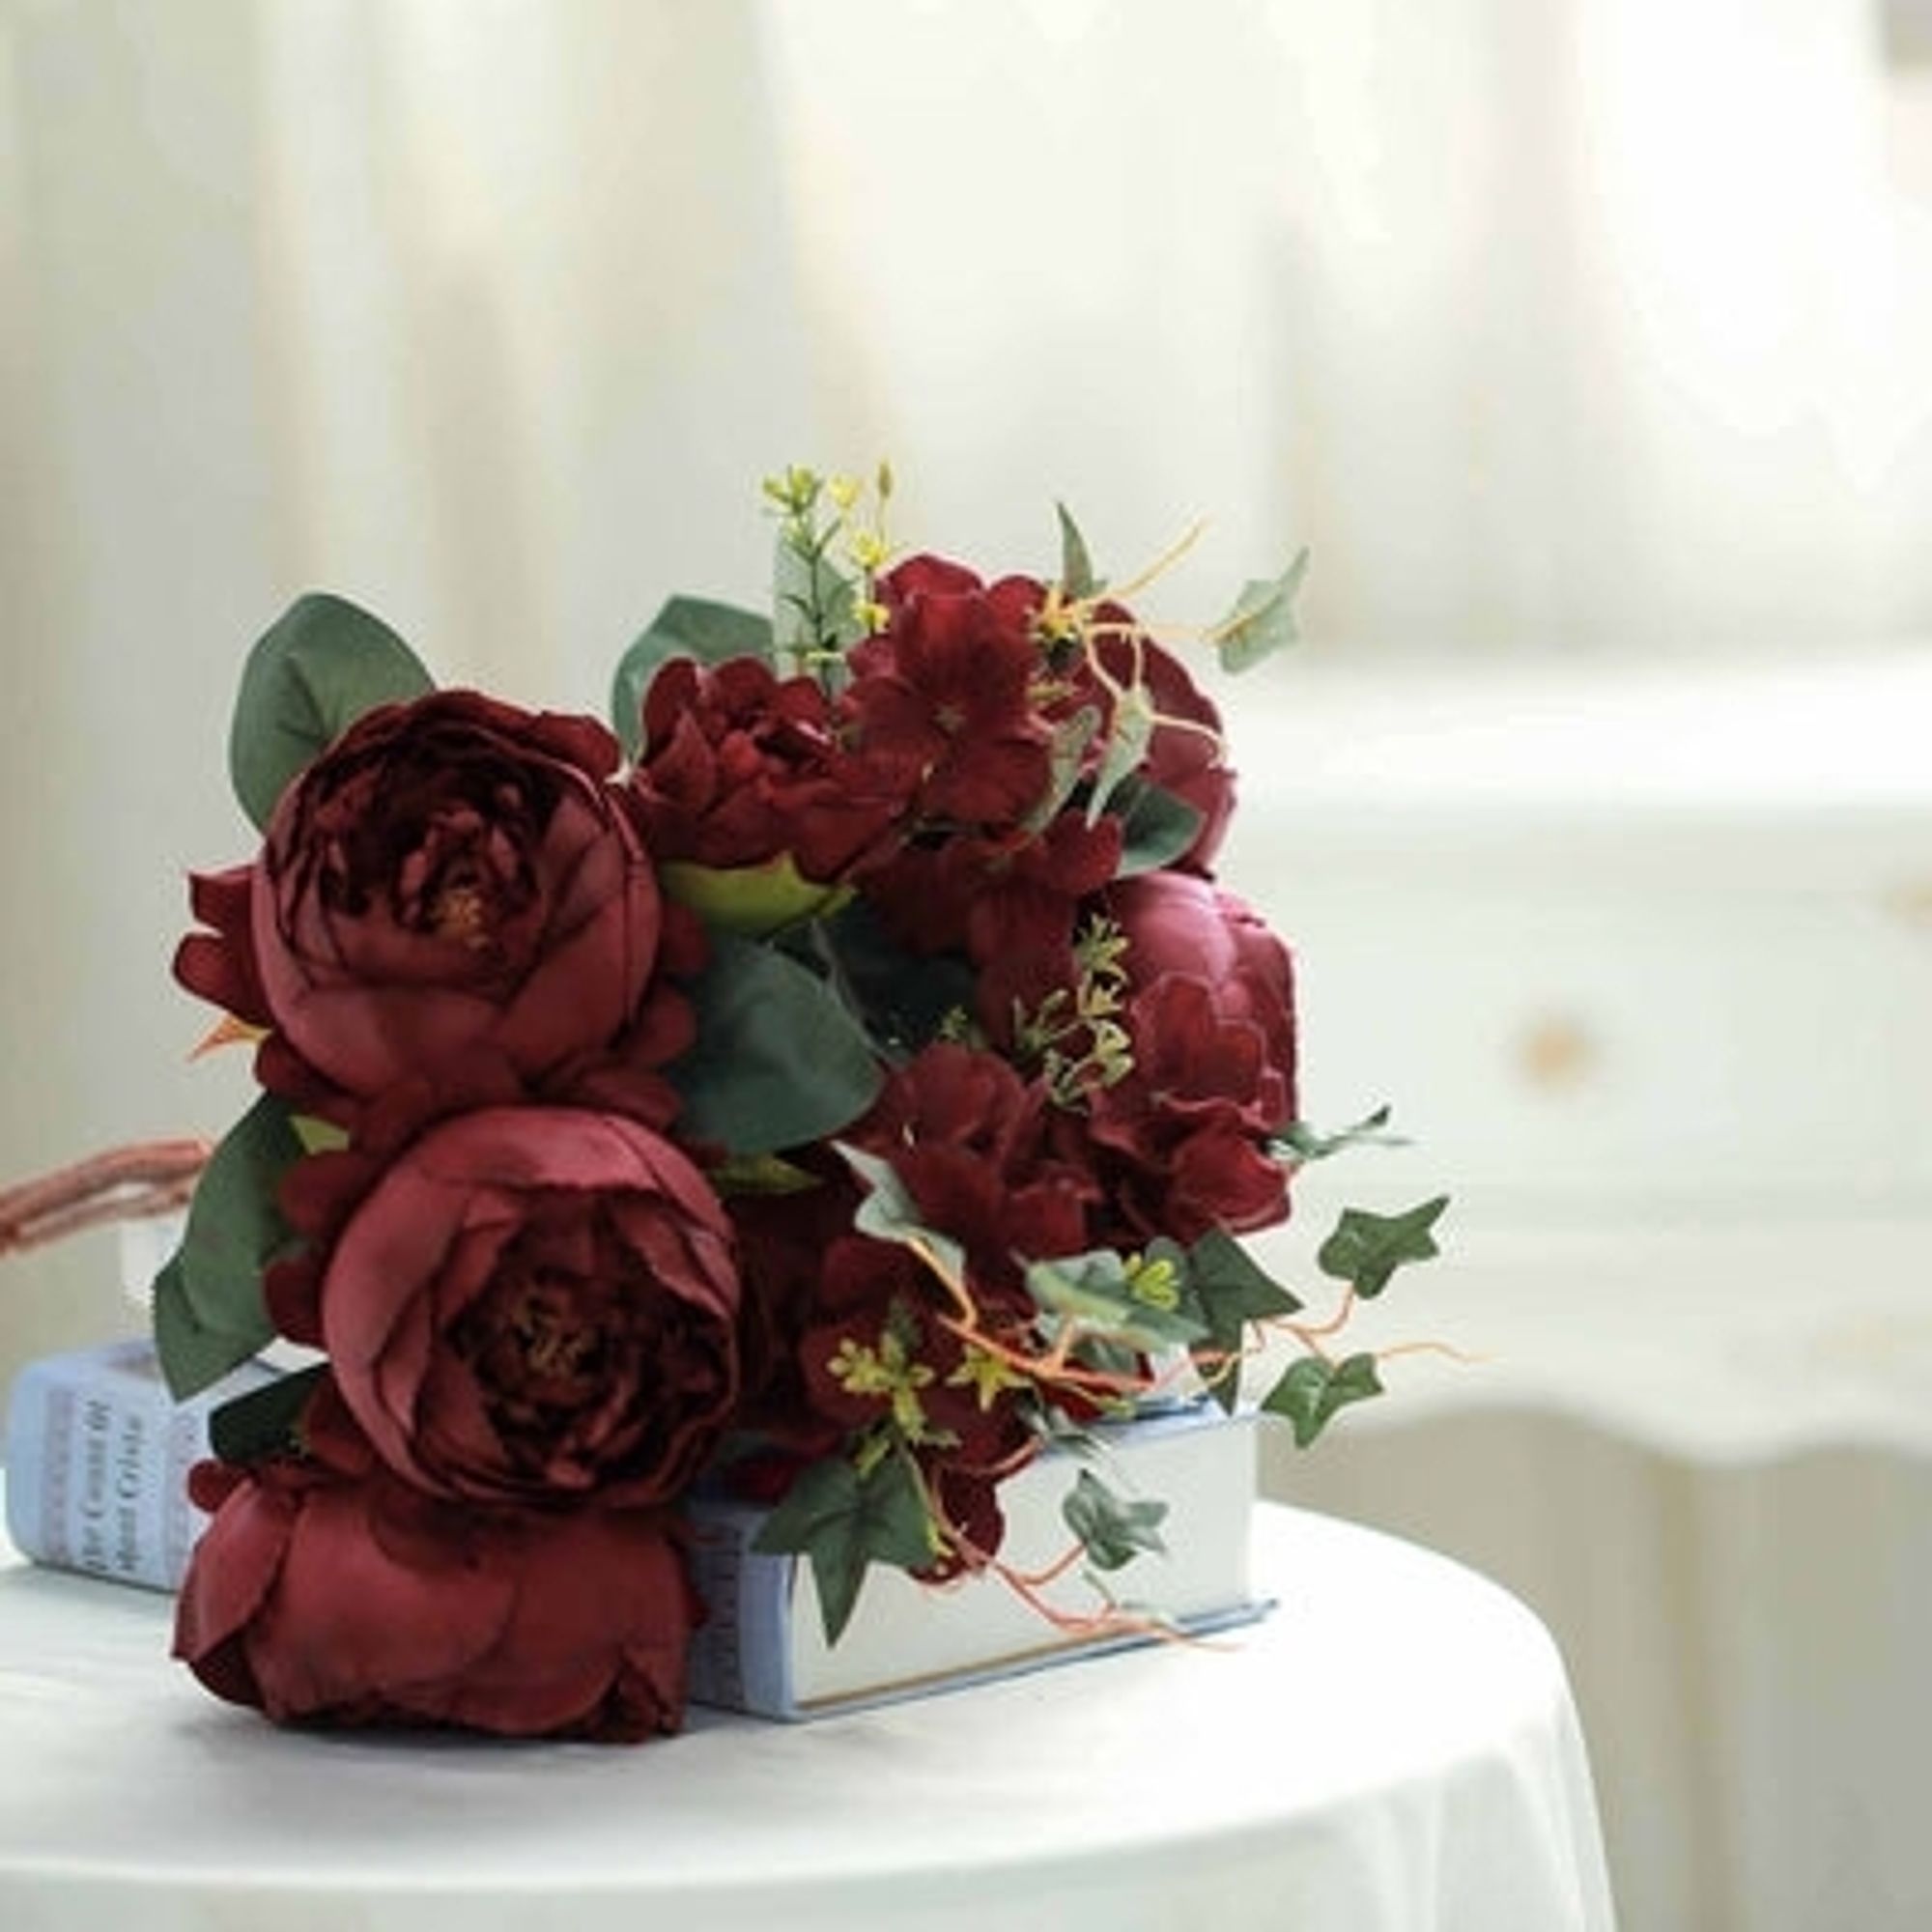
[610,596,773,758]
[837,1144,969,1293]
[1086,683,1155,824]
[821,899,977,1058]
[1063,1467,1168,1572]
[668,934,885,1157]
[207,1364,327,1464]
[1184,1228,1303,1414]
[1103,775,1204,877]
[151,1253,270,1402]
[1022,704,1102,836]
[155,1094,304,1397]
[1317,1196,1450,1300]
[1056,501,1101,598]
[1262,1351,1384,1448]
[229,594,436,831]
[1213,548,1310,675]
[1275,1105,1406,1162]
[774,530,861,669]
[753,1451,935,1645]
[1025,1248,1208,1352]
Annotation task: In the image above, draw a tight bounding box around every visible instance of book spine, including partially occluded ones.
[681,1507,797,1718]
[3,1352,211,1592]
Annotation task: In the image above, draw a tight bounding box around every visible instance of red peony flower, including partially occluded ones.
[175,1423,695,1741]
[175,692,663,1103]
[627,656,908,883]
[318,1106,740,1507]
[844,556,1055,826]
[1064,873,1298,1242]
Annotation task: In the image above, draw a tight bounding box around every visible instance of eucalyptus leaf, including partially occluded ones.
[1022,704,1102,836]
[668,934,883,1157]
[1056,501,1101,598]
[156,1094,304,1397]
[1213,548,1310,675]
[752,1451,934,1645]
[208,1364,327,1464]
[1104,776,1204,877]
[1317,1196,1450,1300]
[1261,1351,1383,1448]
[821,899,977,1057]
[610,596,773,757]
[151,1252,271,1401]
[1086,684,1155,824]
[229,594,435,830]
[1062,1467,1168,1571]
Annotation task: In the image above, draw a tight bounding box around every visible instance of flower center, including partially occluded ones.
[430,876,494,950]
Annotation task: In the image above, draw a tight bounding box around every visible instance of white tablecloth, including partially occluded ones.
[0,1496,1613,1932]
[1263,1214,1932,1932]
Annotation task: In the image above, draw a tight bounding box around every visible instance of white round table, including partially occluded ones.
[0,1497,1614,1932]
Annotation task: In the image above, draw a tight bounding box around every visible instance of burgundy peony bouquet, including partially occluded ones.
[156,468,1446,1742]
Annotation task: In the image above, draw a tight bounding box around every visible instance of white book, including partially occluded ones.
[2,1343,1264,1718]
[2,1340,275,1592]
[684,1406,1264,1719]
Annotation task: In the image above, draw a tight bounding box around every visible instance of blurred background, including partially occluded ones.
[3,3,1931,1924]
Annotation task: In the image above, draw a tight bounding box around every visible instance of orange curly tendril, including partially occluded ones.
[0,1139,212,1260]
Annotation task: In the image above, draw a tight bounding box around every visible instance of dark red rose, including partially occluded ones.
[627,656,907,885]
[175,692,663,1102]
[176,1441,695,1741]
[319,1106,740,1507]
[845,556,1055,826]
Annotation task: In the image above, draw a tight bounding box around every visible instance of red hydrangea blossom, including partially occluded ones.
[844,556,1056,827]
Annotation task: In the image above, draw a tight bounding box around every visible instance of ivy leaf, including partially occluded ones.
[1184,1229,1303,1414]
[229,594,435,831]
[155,1094,304,1398]
[837,1144,968,1293]
[1262,1351,1384,1448]
[1063,1467,1168,1572]
[1104,775,1204,877]
[668,934,884,1157]
[610,596,773,758]
[1275,1105,1406,1162]
[1025,1249,1208,1352]
[1213,548,1310,675]
[1056,501,1101,598]
[753,1452,935,1646]
[1317,1196,1450,1300]
[207,1364,327,1464]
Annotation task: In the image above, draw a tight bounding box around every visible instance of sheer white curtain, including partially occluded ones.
[2,0,1927,1362]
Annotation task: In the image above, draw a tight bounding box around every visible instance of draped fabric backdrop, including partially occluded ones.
[4,0,1928,1437]
[7,0,1930,1480]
